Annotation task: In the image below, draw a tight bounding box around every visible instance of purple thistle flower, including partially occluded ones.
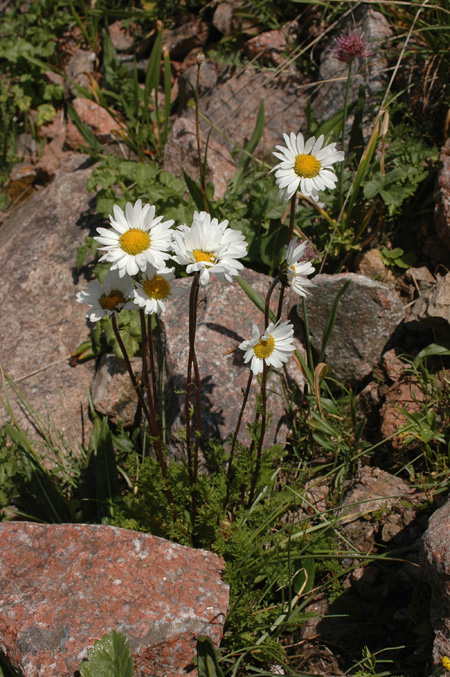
[332,30,372,64]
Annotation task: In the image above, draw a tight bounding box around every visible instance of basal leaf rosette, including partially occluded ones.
[172,211,248,286]
[128,264,186,315]
[76,269,134,322]
[239,320,295,375]
[272,132,344,202]
[94,199,174,277]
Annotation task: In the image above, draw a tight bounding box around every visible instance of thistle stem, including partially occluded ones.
[338,60,352,210]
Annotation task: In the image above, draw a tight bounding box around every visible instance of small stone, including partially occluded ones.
[162,18,209,61]
[355,248,393,282]
[381,347,406,382]
[108,20,136,52]
[379,378,425,448]
[212,0,257,35]
[405,266,436,288]
[64,49,96,98]
[71,97,124,143]
[412,272,450,342]
[244,29,290,68]
[34,133,67,181]
[7,163,36,203]
[91,354,141,426]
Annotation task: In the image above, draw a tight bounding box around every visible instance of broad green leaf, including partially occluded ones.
[79,630,134,677]
[413,342,450,366]
[92,417,122,523]
[196,636,224,677]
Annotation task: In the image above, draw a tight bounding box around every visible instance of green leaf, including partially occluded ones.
[90,417,123,523]
[79,630,134,677]
[348,84,366,162]
[413,342,450,367]
[196,636,224,677]
[259,222,286,273]
[66,100,103,154]
[318,279,351,363]
[3,424,71,523]
[228,100,265,194]
[183,169,206,211]
[144,28,162,110]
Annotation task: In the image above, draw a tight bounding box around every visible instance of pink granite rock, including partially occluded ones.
[434,139,450,250]
[72,97,124,143]
[298,273,405,386]
[421,498,450,665]
[162,116,236,199]
[178,64,310,159]
[0,522,229,676]
[0,153,95,447]
[160,267,306,452]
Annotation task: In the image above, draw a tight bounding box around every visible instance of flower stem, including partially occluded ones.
[185,272,202,485]
[248,362,268,508]
[276,195,296,321]
[111,314,173,506]
[225,369,253,510]
[338,60,352,210]
[195,56,208,211]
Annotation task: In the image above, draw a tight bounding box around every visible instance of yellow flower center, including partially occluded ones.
[119,229,150,255]
[253,335,275,360]
[294,154,321,178]
[442,657,450,672]
[142,275,171,300]
[99,289,125,311]
[193,249,216,264]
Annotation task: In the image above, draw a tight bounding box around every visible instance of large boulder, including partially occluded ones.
[0,522,229,676]
[434,139,450,250]
[311,6,392,129]
[160,268,305,452]
[421,498,450,666]
[178,63,310,160]
[297,273,405,386]
[0,153,95,447]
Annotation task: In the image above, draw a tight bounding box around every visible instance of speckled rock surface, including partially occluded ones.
[412,272,450,343]
[179,64,310,159]
[298,273,405,386]
[162,116,236,200]
[0,153,95,447]
[311,6,391,130]
[0,522,229,676]
[421,498,450,664]
[434,139,450,250]
[160,267,306,452]
[91,354,141,426]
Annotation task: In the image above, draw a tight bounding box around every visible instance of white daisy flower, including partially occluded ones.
[282,240,315,297]
[94,199,174,277]
[172,211,248,286]
[272,132,344,202]
[76,269,134,322]
[129,264,186,314]
[239,320,295,376]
